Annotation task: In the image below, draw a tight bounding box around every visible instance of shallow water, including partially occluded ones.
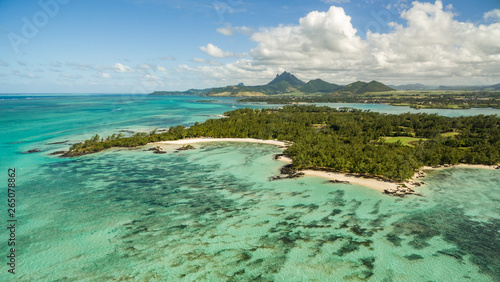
[1,95,499,281]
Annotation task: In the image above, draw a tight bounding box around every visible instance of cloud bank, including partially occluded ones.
[3,1,498,92]
[191,1,500,86]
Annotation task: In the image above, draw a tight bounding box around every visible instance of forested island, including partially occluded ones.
[63,105,500,182]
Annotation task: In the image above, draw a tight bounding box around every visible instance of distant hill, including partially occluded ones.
[488,83,500,90]
[436,85,500,91]
[300,79,342,93]
[207,71,305,96]
[392,83,431,90]
[207,85,268,97]
[358,80,395,93]
[150,89,212,96]
[268,71,305,87]
[264,80,297,94]
[390,84,500,91]
[339,81,369,93]
[151,72,394,97]
[337,80,394,94]
[438,85,477,91]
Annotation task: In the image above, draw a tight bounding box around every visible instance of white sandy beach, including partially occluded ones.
[286,161,498,192]
[421,164,499,170]
[300,170,398,192]
[151,138,498,193]
[154,139,407,192]
[276,155,402,192]
[154,137,288,147]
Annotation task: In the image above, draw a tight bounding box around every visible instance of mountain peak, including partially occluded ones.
[268,71,305,86]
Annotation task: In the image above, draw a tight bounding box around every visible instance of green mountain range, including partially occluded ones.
[151,72,395,97]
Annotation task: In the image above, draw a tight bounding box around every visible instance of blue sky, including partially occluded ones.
[0,0,499,93]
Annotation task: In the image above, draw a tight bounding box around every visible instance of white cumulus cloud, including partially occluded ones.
[321,0,350,4]
[100,72,111,79]
[199,43,236,58]
[217,24,254,36]
[249,5,369,73]
[113,63,132,73]
[484,9,500,21]
[187,1,500,86]
[367,0,500,81]
[157,66,168,73]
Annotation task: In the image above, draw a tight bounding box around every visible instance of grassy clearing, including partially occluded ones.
[311,123,327,128]
[383,136,427,146]
[280,92,324,97]
[233,91,267,97]
[441,132,460,137]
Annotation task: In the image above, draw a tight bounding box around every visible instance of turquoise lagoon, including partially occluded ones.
[0,95,499,281]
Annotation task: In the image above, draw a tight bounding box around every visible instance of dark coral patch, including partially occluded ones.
[405,254,424,260]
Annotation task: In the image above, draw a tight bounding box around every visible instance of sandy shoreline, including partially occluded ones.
[301,170,401,192]
[421,164,499,170]
[152,138,498,194]
[154,139,409,193]
[154,137,288,147]
[276,155,402,192]
[277,156,499,193]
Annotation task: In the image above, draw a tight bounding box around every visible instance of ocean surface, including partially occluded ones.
[1,94,499,281]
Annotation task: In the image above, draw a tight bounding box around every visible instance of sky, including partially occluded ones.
[0,0,499,93]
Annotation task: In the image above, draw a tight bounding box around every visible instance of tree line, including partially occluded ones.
[66,105,500,181]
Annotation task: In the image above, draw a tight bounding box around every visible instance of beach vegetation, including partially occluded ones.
[65,105,500,181]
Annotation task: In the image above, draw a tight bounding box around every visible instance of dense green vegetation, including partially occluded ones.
[66,105,500,182]
[66,128,184,156]
[240,90,500,109]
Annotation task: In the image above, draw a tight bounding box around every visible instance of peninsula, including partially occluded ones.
[63,105,500,194]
